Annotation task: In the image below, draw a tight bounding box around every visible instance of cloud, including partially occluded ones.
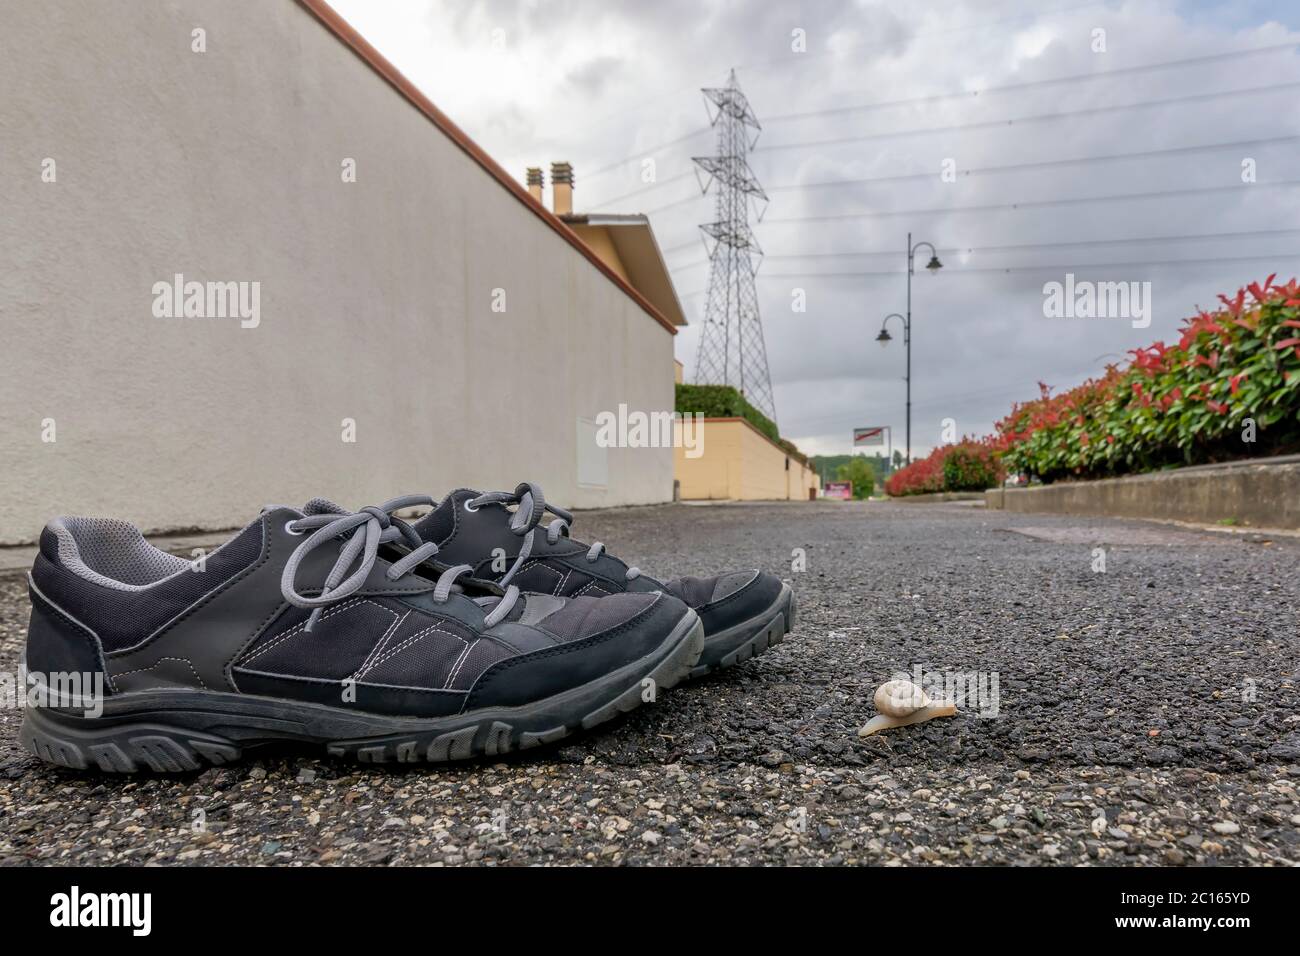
[563,55,627,97]
[329,0,1300,457]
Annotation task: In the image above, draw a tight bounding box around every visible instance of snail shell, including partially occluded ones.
[874,679,931,717]
[859,679,957,737]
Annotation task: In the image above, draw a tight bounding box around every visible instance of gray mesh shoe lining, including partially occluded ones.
[48,517,196,590]
[34,521,265,654]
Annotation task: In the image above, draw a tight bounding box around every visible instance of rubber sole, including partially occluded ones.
[19,613,704,773]
[689,583,796,679]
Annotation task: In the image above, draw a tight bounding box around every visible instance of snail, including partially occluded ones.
[858,679,958,737]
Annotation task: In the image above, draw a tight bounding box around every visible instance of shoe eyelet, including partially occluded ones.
[284,520,306,536]
[463,500,480,514]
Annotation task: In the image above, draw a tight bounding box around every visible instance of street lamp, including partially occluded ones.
[877,231,942,465]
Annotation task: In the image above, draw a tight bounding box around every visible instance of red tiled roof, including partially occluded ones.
[296,0,678,336]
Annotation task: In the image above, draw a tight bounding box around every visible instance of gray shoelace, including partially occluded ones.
[281,496,520,630]
[467,482,640,588]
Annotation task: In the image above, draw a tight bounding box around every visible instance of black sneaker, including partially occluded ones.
[408,483,795,679]
[19,497,702,772]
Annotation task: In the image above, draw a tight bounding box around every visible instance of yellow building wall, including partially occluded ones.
[567,225,631,283]
[674,418,817,501]
[791,459,818,500]
[738,423,789,499]
[675,419,738,500]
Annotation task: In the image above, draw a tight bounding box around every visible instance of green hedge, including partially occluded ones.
[942,443,1004,491]
[993,277,1300,481]
[675,384,780,444]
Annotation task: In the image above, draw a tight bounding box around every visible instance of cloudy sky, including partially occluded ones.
[331,0,1300,458]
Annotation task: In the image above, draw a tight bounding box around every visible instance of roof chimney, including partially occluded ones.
[551,161,574,216]
[525,166,544,203]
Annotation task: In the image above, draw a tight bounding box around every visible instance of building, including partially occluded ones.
[550,176,688,329]
[0,0,681,543]
[538,164,815,503]
[528,163,687,333]
[674,419,820,501]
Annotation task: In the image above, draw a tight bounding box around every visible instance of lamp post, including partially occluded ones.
[876,231,942,465]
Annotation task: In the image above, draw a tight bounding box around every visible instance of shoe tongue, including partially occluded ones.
[412,489,480,544]
[473,591,525,622]
[302,497,349,516]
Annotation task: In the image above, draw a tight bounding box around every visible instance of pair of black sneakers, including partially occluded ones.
[19,483,795,772]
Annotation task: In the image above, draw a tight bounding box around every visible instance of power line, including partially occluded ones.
[581,127,712,180]
[762,41,1300,122]
[579,55,1300,203]
[675,250,1299,296]
[786,343,1198,440]
[785,370,1106,434]
[758,226,1300,261]
[754,80,1300,153]
[787,379,1062,433]
[762,179,1300,224]
[564,2,1271,144]
[763,135,1300,191]
[600,86,1299,208]
[661,235,713,257]
[788,381,1074,437]
[589,169,696,208]
[758,251,1300,279]
[767,329,1287,436]
[645,192,734,216]
[569,38,1300,196]
[593,131,1299,212]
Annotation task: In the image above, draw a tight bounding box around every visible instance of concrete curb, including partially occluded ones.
[985,454,1300,529]
[886,491,988,503]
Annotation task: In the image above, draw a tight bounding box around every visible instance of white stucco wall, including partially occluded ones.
[0,0,675,543]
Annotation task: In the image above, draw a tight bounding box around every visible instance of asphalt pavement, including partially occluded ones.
[1,500,1297,865]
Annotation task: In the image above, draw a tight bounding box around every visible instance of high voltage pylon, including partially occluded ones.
[692,70,777,423]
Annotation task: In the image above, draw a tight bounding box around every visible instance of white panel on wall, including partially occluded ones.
[576,417,608,489]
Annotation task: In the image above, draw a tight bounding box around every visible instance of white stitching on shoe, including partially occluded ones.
[113,656,208,690]
[512,560,564,593]
[356,622,463,681]
[444,638,478,689]
[351,610,408,681]
[231,665,466,696]
[239,598,397,666]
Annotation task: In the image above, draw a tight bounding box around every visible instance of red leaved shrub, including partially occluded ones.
[993,275,1300,482]
[886,440,1003,496]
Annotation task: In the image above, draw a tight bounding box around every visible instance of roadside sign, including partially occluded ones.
[853,425,892,467]
[824,481,852,500]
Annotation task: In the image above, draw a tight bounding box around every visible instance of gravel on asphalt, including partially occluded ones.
[1,500,1297,866]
